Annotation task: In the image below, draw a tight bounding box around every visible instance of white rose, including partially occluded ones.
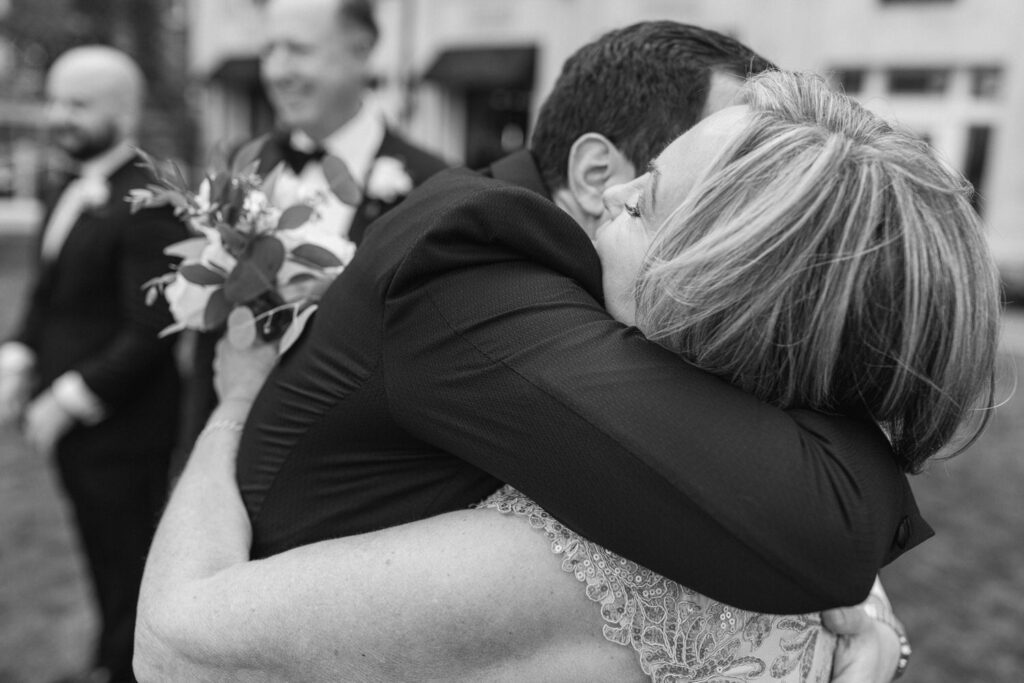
[365,156,413,203]
[77,175,110,210]
[241,190,281,234]
[254,204,282,234]
[194,177,213,214]
[164,273,218,330]
[243,189,269,216]
[277,212,357,267]
[199,239,237,273]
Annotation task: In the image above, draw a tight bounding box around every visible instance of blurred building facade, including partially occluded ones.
[189,0,1024,282]
[0,0,192,235]
[0,1,45,232]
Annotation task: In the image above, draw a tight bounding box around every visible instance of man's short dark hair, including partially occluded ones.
[338,0,379,46]
[530,21,776,191]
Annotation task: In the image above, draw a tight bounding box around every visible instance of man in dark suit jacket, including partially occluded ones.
[176,0,448,455]
[137,23,917,683]
[0,47,187,683]
[237,21,931,607]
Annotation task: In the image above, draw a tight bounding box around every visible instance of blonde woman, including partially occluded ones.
[136,71,999,682]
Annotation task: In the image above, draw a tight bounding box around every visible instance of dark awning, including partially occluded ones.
[423,46,535,89]
[209,56,261,86]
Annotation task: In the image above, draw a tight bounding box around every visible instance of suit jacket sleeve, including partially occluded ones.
[381,181,928,614]
[12,187,67,353]
[73,204,186,408]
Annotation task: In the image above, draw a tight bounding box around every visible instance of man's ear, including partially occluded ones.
[565,133,635,221]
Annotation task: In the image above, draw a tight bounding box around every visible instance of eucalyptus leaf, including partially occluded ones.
[286,272,317,285]
[210,172,231,207]
[133,148,166,183]
[261,163,284,196]
[225,306,258,349]
[232,135,268,177]
[217,223,248,254]
[169,159,190,192]
[222,181,245,226]
[164,237,210,260]
[203,289,232,330]
[276,204,315,231]
[291,243,344,268]
[249,235,286,276]
[179,263,226,286]
[223,260,274,304]
[322,155,363,206]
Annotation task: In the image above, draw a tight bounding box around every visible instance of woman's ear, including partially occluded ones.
[565,133,636,222]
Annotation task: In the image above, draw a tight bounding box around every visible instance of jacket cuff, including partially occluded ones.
[52,371,106,425]
[0,342,35,376]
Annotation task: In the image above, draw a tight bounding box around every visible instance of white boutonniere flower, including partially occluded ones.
[365,156,413,204]
[77,175,110,211]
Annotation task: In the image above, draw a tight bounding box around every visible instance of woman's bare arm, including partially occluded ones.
[134,409,637,681]
[134,341,901,682]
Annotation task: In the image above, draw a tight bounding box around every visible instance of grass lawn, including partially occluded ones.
[0,233,1021,682]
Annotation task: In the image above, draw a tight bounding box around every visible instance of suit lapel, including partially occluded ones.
[47,156,136,265]
[254,132,286,178]
[347,130,400,245]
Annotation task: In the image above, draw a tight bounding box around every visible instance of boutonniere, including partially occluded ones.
[77,175,110,211]
[365,156,413,204]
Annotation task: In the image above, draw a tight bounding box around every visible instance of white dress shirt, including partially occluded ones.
[270,100,386,239]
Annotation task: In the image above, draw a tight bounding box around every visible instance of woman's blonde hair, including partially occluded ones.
[635,70,1001,473]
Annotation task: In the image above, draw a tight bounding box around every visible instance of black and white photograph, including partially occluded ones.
[0,1,1020,681]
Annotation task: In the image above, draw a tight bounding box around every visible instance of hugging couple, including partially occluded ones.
[135,16,1000,683]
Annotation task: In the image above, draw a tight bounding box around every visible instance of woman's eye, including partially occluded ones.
[624,202,641,218]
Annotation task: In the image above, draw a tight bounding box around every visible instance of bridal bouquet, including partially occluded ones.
[132,139,358,350]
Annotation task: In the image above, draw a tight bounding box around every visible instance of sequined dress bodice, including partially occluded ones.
[479,486,837,683]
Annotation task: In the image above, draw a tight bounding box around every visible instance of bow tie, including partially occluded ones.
[276,134,326,174]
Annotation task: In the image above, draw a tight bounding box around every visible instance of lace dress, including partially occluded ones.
[478,485,836,683]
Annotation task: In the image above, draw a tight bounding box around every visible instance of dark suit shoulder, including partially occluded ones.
[106,155,172,209]
[377,130,449,183]
[106,156,188,237]
[367,166,602,299]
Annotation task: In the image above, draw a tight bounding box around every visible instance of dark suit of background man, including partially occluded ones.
[179,0,448,454]
[0,46,187,683]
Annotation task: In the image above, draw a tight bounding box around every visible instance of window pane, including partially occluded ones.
[881,0,955,4]
[970,67,1003,99]
[832,68,865,94]
[887,68,949,94]
[964,125,992,214]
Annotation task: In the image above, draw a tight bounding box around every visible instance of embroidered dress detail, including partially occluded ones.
[479,485,836,683]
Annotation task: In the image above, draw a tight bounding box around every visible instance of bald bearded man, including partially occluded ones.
[0,46,187,683]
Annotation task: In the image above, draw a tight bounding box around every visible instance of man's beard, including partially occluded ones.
[54,121,120,161]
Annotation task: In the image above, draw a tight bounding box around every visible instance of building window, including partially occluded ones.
[970,67,1003,99]
[887,68,950,95]
[963,125,992,214]
[832,68,865,95]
